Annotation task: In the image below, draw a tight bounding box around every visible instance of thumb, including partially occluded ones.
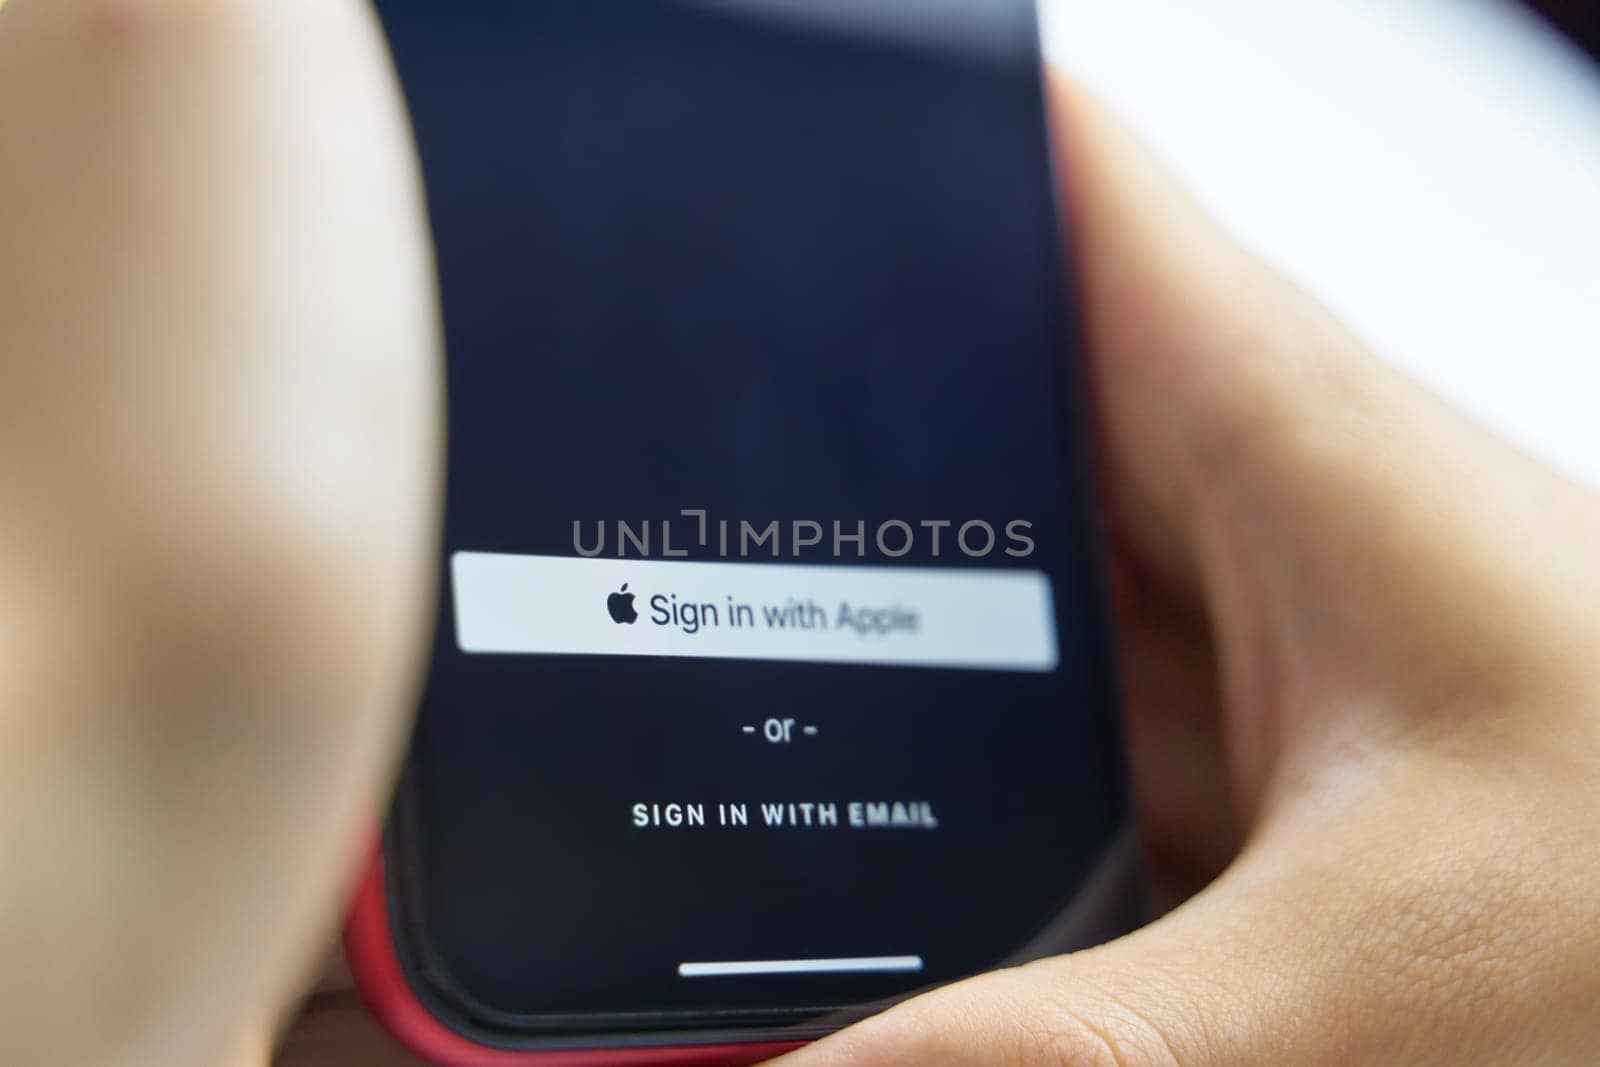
[771,776,1600,1067]
[766,880,1285,1066]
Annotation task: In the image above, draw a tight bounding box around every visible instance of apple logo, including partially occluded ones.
[607,583,638,625]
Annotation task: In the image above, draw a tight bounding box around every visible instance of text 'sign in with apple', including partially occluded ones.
[451,552,1058,672]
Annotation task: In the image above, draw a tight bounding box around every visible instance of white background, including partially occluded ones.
[1042,0,1600,491]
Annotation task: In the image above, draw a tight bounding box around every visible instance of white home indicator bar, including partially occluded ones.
[678,956,925,978]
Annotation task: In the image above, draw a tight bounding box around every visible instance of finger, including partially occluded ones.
[768,888,1287,1067]
[1043,74,1293,887]
[0,2,438,1066]
[1046,73,1373,597]
[1048,75,1600,819]
[1042,72,1368,872]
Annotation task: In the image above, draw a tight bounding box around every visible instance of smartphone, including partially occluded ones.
[348,2,1137,1063]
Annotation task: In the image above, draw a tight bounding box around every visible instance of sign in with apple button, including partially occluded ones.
[451,552,1058,672]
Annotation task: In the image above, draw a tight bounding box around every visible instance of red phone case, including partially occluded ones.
[344,846,808,1066]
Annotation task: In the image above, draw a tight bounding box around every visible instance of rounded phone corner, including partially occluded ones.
[343,838,808,1066]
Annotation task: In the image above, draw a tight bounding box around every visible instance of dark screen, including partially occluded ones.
[376,0,1133,1044]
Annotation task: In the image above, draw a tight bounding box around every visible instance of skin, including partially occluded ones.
[0,1,439,1065]
[1,1,1597,1065]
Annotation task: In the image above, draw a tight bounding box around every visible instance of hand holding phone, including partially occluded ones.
[9,2,1600,1064]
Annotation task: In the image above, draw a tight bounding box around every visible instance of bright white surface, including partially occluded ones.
[1042,0,1600,490]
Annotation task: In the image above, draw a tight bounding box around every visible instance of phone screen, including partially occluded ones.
[377,0,1133,1045]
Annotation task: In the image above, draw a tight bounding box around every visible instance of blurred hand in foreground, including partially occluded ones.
[0,1,438,1064]
[3,3,1598,1066]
